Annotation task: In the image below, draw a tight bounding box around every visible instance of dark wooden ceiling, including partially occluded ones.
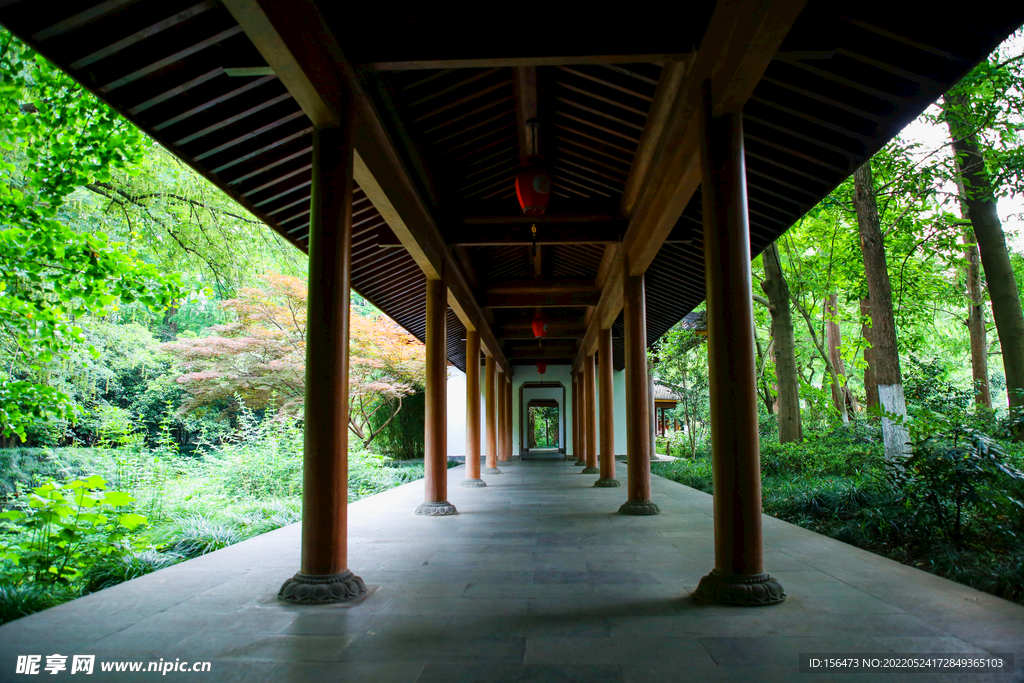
[1,1,1021,374]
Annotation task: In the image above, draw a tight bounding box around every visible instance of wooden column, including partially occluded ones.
[649,372,658,461]
[496,370,507,462]
[417,276,457,516]
[596,327,620,487]
[573,370,581,462]
[582,354,599,475]
[574,368,587,466]
[484,355,501,474]
[278,125,366,603]
[460,330,486,488]
[504,375,514,460]
[619,255,659,516]
[693,81,784,605]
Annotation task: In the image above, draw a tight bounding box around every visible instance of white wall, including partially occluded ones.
[445,363,628,457]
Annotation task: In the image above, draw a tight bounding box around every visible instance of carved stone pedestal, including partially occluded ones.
[693,569,786,606]
[618,500,661,516]
[573,459,587,466]
[483,467,503,475]
[278,570,367,604]
[581,466,600,474]
[594,478,621,488]
[415,501,458,516]
[459,478,487,488]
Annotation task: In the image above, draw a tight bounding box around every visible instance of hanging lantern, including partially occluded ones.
[515,158,550,216]
[531,310,548,338]
[536,362,547,375]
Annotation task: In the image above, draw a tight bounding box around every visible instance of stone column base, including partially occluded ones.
[415,501,458,516]
[693,569,786,606]
[573,459,587,466]
[483,467,503,474]
[459,478,487,488]
[581,466,600,474]
[618,500,661,516]
[278,570,367,604]
[594,478,621,487]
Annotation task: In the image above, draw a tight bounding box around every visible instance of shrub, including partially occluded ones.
[651,456,713,493]
[0,476,146,586]
[893,414,1024,546]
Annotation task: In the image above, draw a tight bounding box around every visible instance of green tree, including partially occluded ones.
[0,31,185,440]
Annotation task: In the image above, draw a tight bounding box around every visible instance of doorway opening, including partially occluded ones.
[527,400,559,451]
[519,381,566,460]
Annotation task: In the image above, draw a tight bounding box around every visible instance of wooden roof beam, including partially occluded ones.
[369,54,690,71]
[223,0,514,375]
[573,0,808,372]
[497,324,588,340]
[514,66,538,159]
[485,282,602,308]
[448,222,623,246]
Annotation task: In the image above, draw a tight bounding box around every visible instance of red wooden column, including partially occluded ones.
[570,371,579,462]
[417,276,457,516]
[496,369,507,462]
[505,375,514,459]
[582,353,599,475]
[693,82,784,605]
[574,368,587,466]
[619,255,660,516]
[596,327,620,487]
[461,330,486,488]
[484,354,501,474]
[278,125,366,604]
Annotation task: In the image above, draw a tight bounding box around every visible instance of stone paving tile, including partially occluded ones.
[416,663,624,683]
[2,460,1023,683]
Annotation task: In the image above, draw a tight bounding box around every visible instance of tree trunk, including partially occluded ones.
[853,161,908,460]
[964,227,992,409]
[760,242,803,443]
[943,93,1020,422]
[769,338,780,415]
[754,331,774,415]
[826,294,859,419]
[161,305,179,341]
[860,297,879,414]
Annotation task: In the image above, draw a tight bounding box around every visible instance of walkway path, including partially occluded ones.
[1,460,1021,682]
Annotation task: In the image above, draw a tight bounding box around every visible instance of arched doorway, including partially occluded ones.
[519,381,566,460]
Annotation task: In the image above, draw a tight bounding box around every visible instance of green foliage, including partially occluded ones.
[348,451,433,502]
[204,403,304,500]
[0,582,73,624]
[0,31,186,440]
[0,475,145,586]
[760,424,883,477]
[369,391,425,460]
[81,548,181,593]
[894,412,1024,544]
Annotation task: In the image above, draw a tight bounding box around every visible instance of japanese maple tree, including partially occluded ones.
[165,274,425,447]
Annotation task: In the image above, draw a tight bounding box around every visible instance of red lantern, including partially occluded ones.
[531,311,548,338]
[515,160,551,216]
[536,362,547,375]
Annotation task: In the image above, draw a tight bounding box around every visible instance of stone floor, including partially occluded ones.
[1,460,1022,682]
